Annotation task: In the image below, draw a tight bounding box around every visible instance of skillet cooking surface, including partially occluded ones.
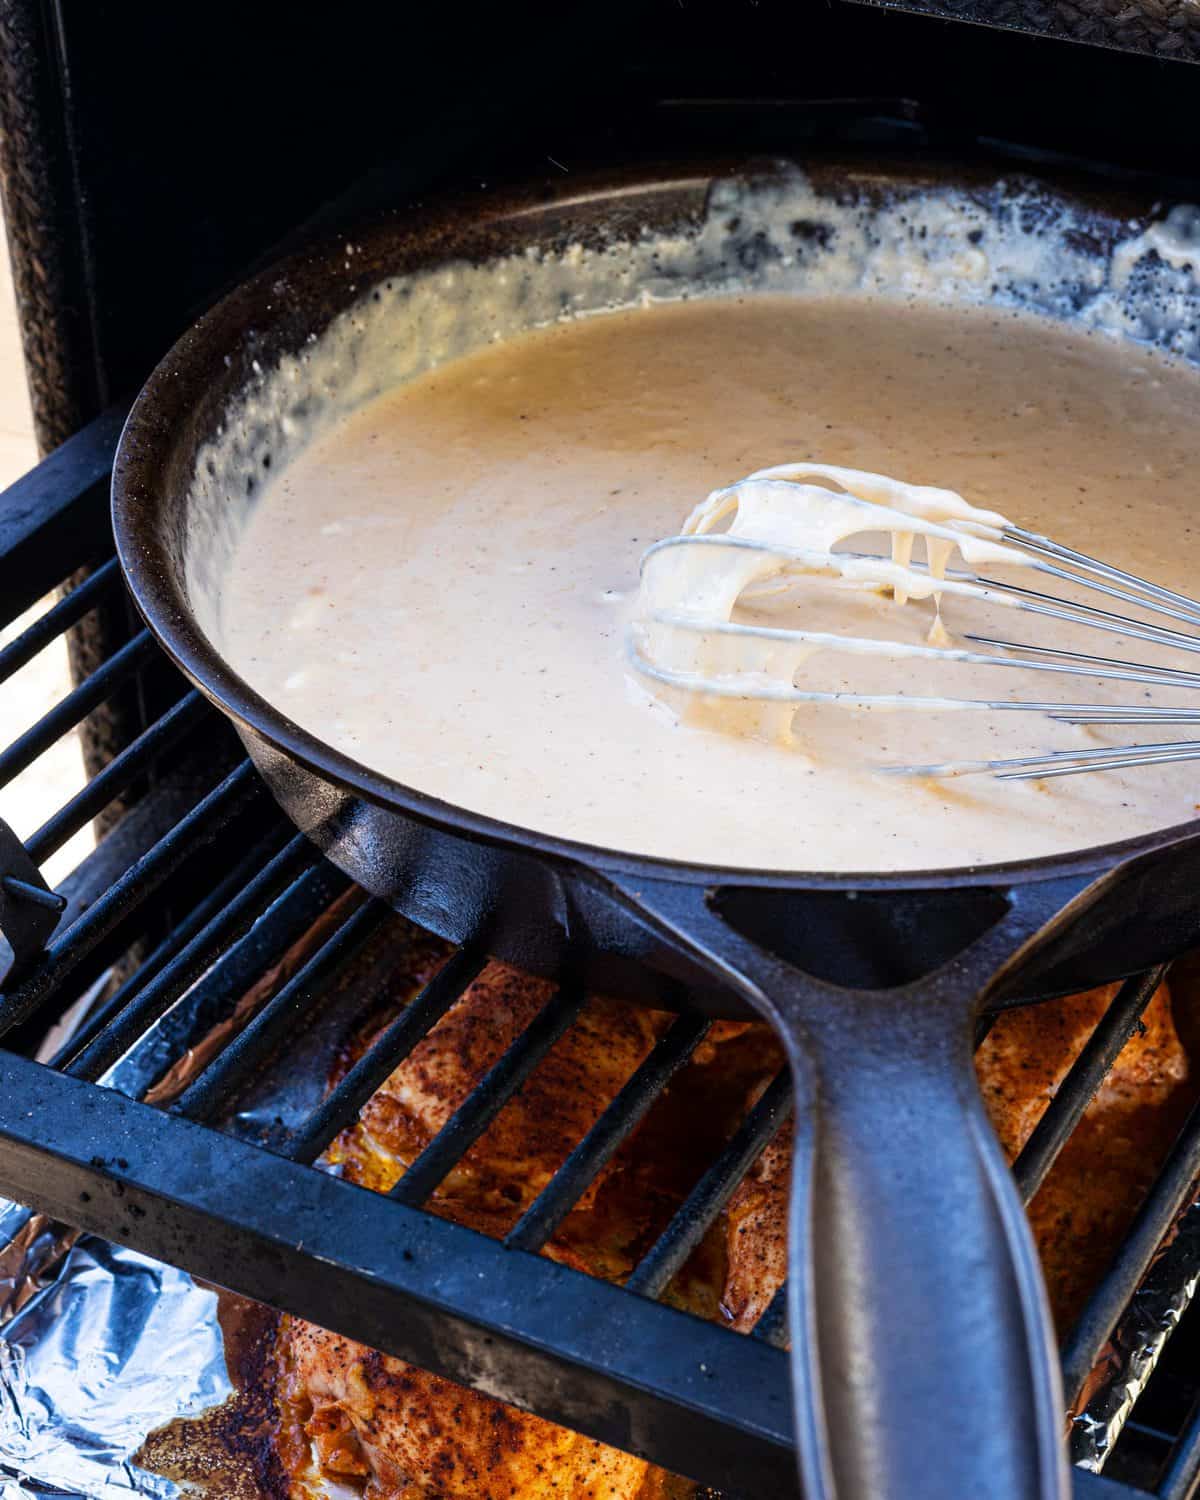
[113,150,1200,1009]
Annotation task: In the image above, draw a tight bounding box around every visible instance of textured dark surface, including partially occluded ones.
[851,0,1200,60]
[0,0,99,454]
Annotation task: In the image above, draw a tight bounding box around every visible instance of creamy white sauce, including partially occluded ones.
[631,463,1033,743]
[216,294,1200,871]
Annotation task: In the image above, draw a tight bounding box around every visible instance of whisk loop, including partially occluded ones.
[628,463,1200,781]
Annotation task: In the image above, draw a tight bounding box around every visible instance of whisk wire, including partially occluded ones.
[884,740,1200,781]
[1004,527,1200,626]
[648,611,1200,693]
[631,468,1200,781]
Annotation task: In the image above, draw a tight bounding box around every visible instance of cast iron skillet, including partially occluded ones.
[111,153,1200,1500]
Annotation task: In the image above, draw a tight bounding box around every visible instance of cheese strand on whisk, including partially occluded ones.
[628,463,1200,777]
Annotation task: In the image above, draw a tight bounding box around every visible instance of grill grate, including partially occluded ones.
[1014,968,1168,1204]
[1,417,1200,1496]
[505,1007,712,1255]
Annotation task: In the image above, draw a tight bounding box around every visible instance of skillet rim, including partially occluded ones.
[110,150,1200,896]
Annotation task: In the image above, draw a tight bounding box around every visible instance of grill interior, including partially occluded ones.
[1,414,1200,1497]
[3,31,1200,1485]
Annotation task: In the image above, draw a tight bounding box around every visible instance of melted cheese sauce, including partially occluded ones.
[217,295,1200,871]
[630,462,1034,745]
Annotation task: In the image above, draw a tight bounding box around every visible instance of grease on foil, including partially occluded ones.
[0,1242,230,1499]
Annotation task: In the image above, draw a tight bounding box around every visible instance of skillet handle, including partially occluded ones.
[776,973,1067,1500]
[598,872,1094,1500]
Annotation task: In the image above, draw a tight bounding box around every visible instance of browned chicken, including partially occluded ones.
[722,982,1194,1337]
[274,961,1194,1498]
[277,1322,647,1499]
[720,1127,790,1337]
[981,981,1192,1328]
[276,959,680,1499]
[327,961,665,1248]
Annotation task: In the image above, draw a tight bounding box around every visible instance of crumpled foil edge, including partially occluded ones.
[0,1240,231,1500]
[1070,1189,1200,1471]
[0,885,399,1498]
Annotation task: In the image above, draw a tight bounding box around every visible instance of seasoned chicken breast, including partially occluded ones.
[278,1322,647,1499]
[722,982,1193,1338]
[275,957,1193,1497]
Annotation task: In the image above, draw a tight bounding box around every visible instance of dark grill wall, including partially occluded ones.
[4,0,1200,457]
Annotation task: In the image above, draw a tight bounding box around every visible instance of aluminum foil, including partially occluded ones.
[847,0,1200,65]
[0,1239,229,1500]
[1071,1188,1200,1471]
[0,894,406,1498]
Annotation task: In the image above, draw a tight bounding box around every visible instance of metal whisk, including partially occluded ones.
[627,462,1200,780]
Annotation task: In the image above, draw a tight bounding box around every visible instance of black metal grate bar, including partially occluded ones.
[97,861,346,1110]
[752,1281,790,1350]
[1159,1395,1200,1500]
[1015,966,1167,1204]
[1068,1476,1146,1500]
[282,943,488,1165]
[43,830,290,1070]
[63,834,322,1081]
[0,1040,1135,1500]
[0,556,120,685]
[389,980,589,1208]
[172,897,390,1121]
[0,630,156,791]
[0,408,125,623]
[505,1009,712,1254]
[1122,1417,1178,1448]
[1062,1098,1200,1406]
[0,1048,800,1499]
[26,690,209,864]
[0,832,304,1261]
[0,761,265,1040]
[626,1069,794,1300]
